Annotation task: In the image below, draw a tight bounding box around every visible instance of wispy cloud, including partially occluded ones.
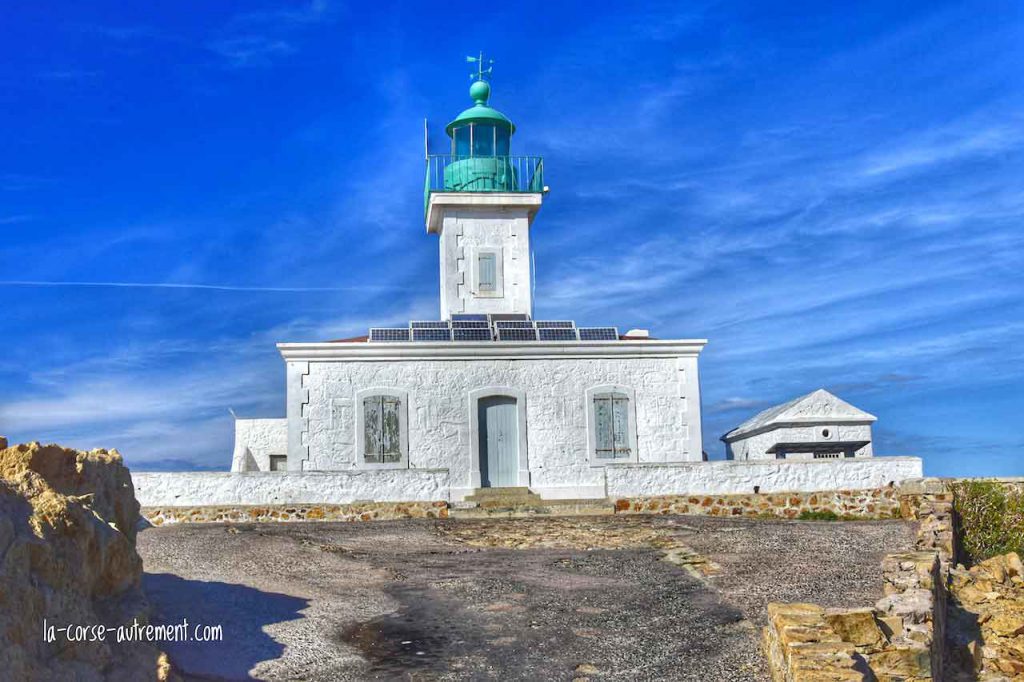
[207,36,297,69]
[36,70,100,82]
[706,397,772,415]
[208,0,336,68]
[0,280,409,293]
[0,215,34,225]
[861,124,1023,177]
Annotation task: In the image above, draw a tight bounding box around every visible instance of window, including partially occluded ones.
[454,126,470,156]
[594,393,631,459]
[269,454,287,471]
[478,253,496,292]
[495,128,510,156]
[472,124,495,156]
[473,248,502,297]
[355,389,409,469]
[362,395,402,464]
[813,452,841,459]
[586,386,638,464]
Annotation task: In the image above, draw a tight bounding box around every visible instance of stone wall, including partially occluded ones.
[764,552,944,681]
[143,500,448,526]
[613,487,902,520]
[607,457,922,497]
[133,469,450,507]
[230,418,287,472]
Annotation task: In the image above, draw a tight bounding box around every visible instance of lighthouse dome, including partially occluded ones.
[445,80,515,136]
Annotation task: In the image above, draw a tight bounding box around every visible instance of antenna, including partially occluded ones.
[423,118,429,160]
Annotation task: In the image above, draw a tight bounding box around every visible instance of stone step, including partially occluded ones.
[449,499,614,519]
[462,487,543,506]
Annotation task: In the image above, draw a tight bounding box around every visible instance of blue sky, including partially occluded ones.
[1,1,1022,476]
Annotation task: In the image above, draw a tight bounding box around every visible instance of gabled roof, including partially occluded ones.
[721,389,877,442]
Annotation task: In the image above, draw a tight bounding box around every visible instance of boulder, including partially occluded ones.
[0,441,177,680]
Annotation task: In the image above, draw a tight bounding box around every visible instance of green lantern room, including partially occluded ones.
[425,54,544,208]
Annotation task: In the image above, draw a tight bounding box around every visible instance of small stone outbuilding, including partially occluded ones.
[722,389,876,461]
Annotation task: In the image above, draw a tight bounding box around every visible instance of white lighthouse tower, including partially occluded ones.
[425,56,544,319]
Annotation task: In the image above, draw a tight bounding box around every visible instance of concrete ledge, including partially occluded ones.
[606,457,923,497]
[133,469,450,507]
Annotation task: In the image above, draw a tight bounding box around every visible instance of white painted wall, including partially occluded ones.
[133,470,449,507]
[135,457,922,507]
[285,348,703,500]
[605,456,922,497]
[726,423,874,460]
[437,207,533,318]
[231,418,288,472]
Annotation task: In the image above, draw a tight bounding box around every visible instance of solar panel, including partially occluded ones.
[494,320,536,329]
[369,328,410,342]
[496,327,539,341]
[451,313,488,321]
[536,320,575,329]
[578,327,619,341]
[489,313,530,321]
[412,328,452,342]
[452,328,493,341]
[451,320,490,329]
[538,328,578,341]
[410,321,450,329]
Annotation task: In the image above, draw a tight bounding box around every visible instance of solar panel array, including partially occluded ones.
[411,328,452,342]
[578,327,619,341]
[369,328,410,342]
[496,327,539,342]
[452,327,493,341]
[538,327,578,341]
[367,318,622,343]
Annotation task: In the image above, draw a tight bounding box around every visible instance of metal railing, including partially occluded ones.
[424,155,544,211]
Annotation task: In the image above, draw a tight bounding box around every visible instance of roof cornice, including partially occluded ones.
[721,416,878,443]
[426,192,542,233]
[278,339,708,362]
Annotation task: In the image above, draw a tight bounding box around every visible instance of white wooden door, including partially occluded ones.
[479,396,518,487]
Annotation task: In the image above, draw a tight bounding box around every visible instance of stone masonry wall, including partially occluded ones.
[613,487,902,520]
[764,552,944,681]
[143,500,448,526]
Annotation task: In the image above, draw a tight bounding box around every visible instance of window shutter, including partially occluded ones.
[363,397,382,463]
[381,397,402,463]
[612,396,630,457]
[478,253,496,291]
[594,395,614,458]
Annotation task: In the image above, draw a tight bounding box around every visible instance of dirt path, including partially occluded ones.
[137,515,915,681]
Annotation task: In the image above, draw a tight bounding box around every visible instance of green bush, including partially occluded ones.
[950,480,1024,564]
[798,509,840,521]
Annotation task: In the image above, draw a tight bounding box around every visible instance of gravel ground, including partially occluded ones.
[136,515,915,681]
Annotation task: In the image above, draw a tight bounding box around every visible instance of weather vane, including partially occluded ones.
[466,51,493,82]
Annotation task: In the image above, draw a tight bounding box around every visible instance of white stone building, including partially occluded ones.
[721,389,876,461]
[202,68,925,511]
[231,73,707,501]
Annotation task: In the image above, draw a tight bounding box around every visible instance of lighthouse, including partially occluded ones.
[425,55,544,319]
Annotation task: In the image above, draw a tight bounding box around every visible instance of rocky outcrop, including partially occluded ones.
[947,552,1024,680]
[0,441,174,681]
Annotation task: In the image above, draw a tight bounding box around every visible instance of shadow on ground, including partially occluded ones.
[143,573,309,680]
